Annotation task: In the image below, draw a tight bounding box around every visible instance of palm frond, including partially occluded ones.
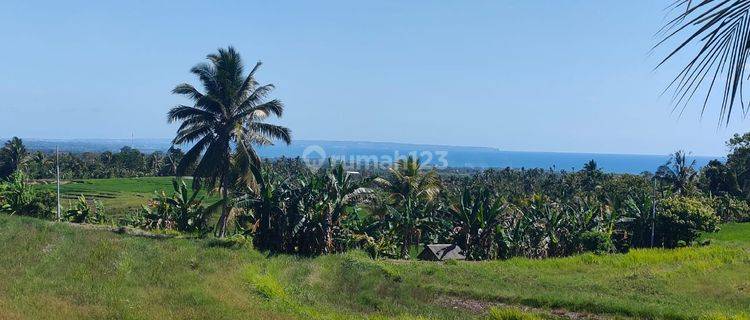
[175,135,212,176]
[658,0,750,123]
[235,99,284,121]
[167,105,216,123]
[250,122,292,145]
[172,83,204,101]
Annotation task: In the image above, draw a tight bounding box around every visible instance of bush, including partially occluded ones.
[0,171,55,218]
[122,179,216,234]
[577,230,615,254]
[711,195,750,222]
[488,306,542,320]
[64,195,106,224]
[656,196,719,248]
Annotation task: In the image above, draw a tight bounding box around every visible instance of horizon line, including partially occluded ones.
[3,136,724,158]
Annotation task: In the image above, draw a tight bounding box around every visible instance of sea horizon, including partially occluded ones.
[6,137,721,174]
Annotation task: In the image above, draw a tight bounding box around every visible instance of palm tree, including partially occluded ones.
[655,150,697,194]
[168,47,291,237]
[373,156,440,258]
[0,137,28,179]
[657,0,750,123]
[321,162,372,253]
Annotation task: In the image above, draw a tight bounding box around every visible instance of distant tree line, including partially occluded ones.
[0,138,186,180]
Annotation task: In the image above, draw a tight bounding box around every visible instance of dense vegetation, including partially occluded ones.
[2,132,748,261]
[1,47,747,263]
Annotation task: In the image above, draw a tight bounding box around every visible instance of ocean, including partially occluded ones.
[15,138,718,174]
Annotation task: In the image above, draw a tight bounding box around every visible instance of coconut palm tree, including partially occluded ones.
[168,47,291,237]
[0,137,28,179]
[373,156,440,258]
[657,0,750,123]
[655,150,697,195]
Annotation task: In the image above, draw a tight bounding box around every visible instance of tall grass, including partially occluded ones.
[0,215,747,319]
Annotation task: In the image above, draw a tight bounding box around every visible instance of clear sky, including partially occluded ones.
[0,1,747,156]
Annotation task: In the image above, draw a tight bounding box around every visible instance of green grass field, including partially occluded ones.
[0,214,747,320]
[33,177,220,216]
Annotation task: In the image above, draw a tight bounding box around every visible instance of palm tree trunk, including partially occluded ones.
[323,205,333,254]
[400,227,410,259]
[465,233,471,258]
[216,175,230,237]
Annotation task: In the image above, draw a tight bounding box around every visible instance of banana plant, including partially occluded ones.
[446,181,507,260]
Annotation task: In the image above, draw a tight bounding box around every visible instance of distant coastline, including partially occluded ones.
[7,138,719,174]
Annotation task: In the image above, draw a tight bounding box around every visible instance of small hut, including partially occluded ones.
[417,244,466,261]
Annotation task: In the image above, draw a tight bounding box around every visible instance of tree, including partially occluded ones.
[241,165,288,251]
[320,162,372,253]
[658,0,750,123]
[163,146,184,176]
[655,196,719,248]
[373,156,440,258]
[700,159,741,197]
[168,47,291,237]
[581,159,603,192]
[726,132,750,198]
[655,151,697,195]
[0,137,28,179]
[446,181,506,260]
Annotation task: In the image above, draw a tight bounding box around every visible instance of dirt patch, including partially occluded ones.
[434,296,614,320]
[59,222,176,239]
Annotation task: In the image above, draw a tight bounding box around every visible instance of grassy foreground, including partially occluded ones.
[0,215,748,320]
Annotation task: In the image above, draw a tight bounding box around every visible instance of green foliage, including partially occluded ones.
[22,146,186,180]
[0,171,35,215]
[64,195,106,224]
[245,161,373,255]
[445,181,506,260]
[372,156,441,259]
[700,160,741,197]
[576,230,615,254]
[122,179,218,234]
[0,171,54,218]
[655,151,698,195]
[656,196,720,248]
[245,266,287,300]
[0,137,27,179]
[711,195,750,223]
[34,176,220,217]
[488,307,541,320]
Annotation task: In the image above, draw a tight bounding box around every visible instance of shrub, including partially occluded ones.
[711,195,750,222]
[577,230,615,254]
[123,179,216,234]
[64,195,106,224]
[656,196,719,248]
[0,171,55,218]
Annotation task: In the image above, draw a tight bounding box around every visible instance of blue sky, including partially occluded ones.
[0,1,747,156]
